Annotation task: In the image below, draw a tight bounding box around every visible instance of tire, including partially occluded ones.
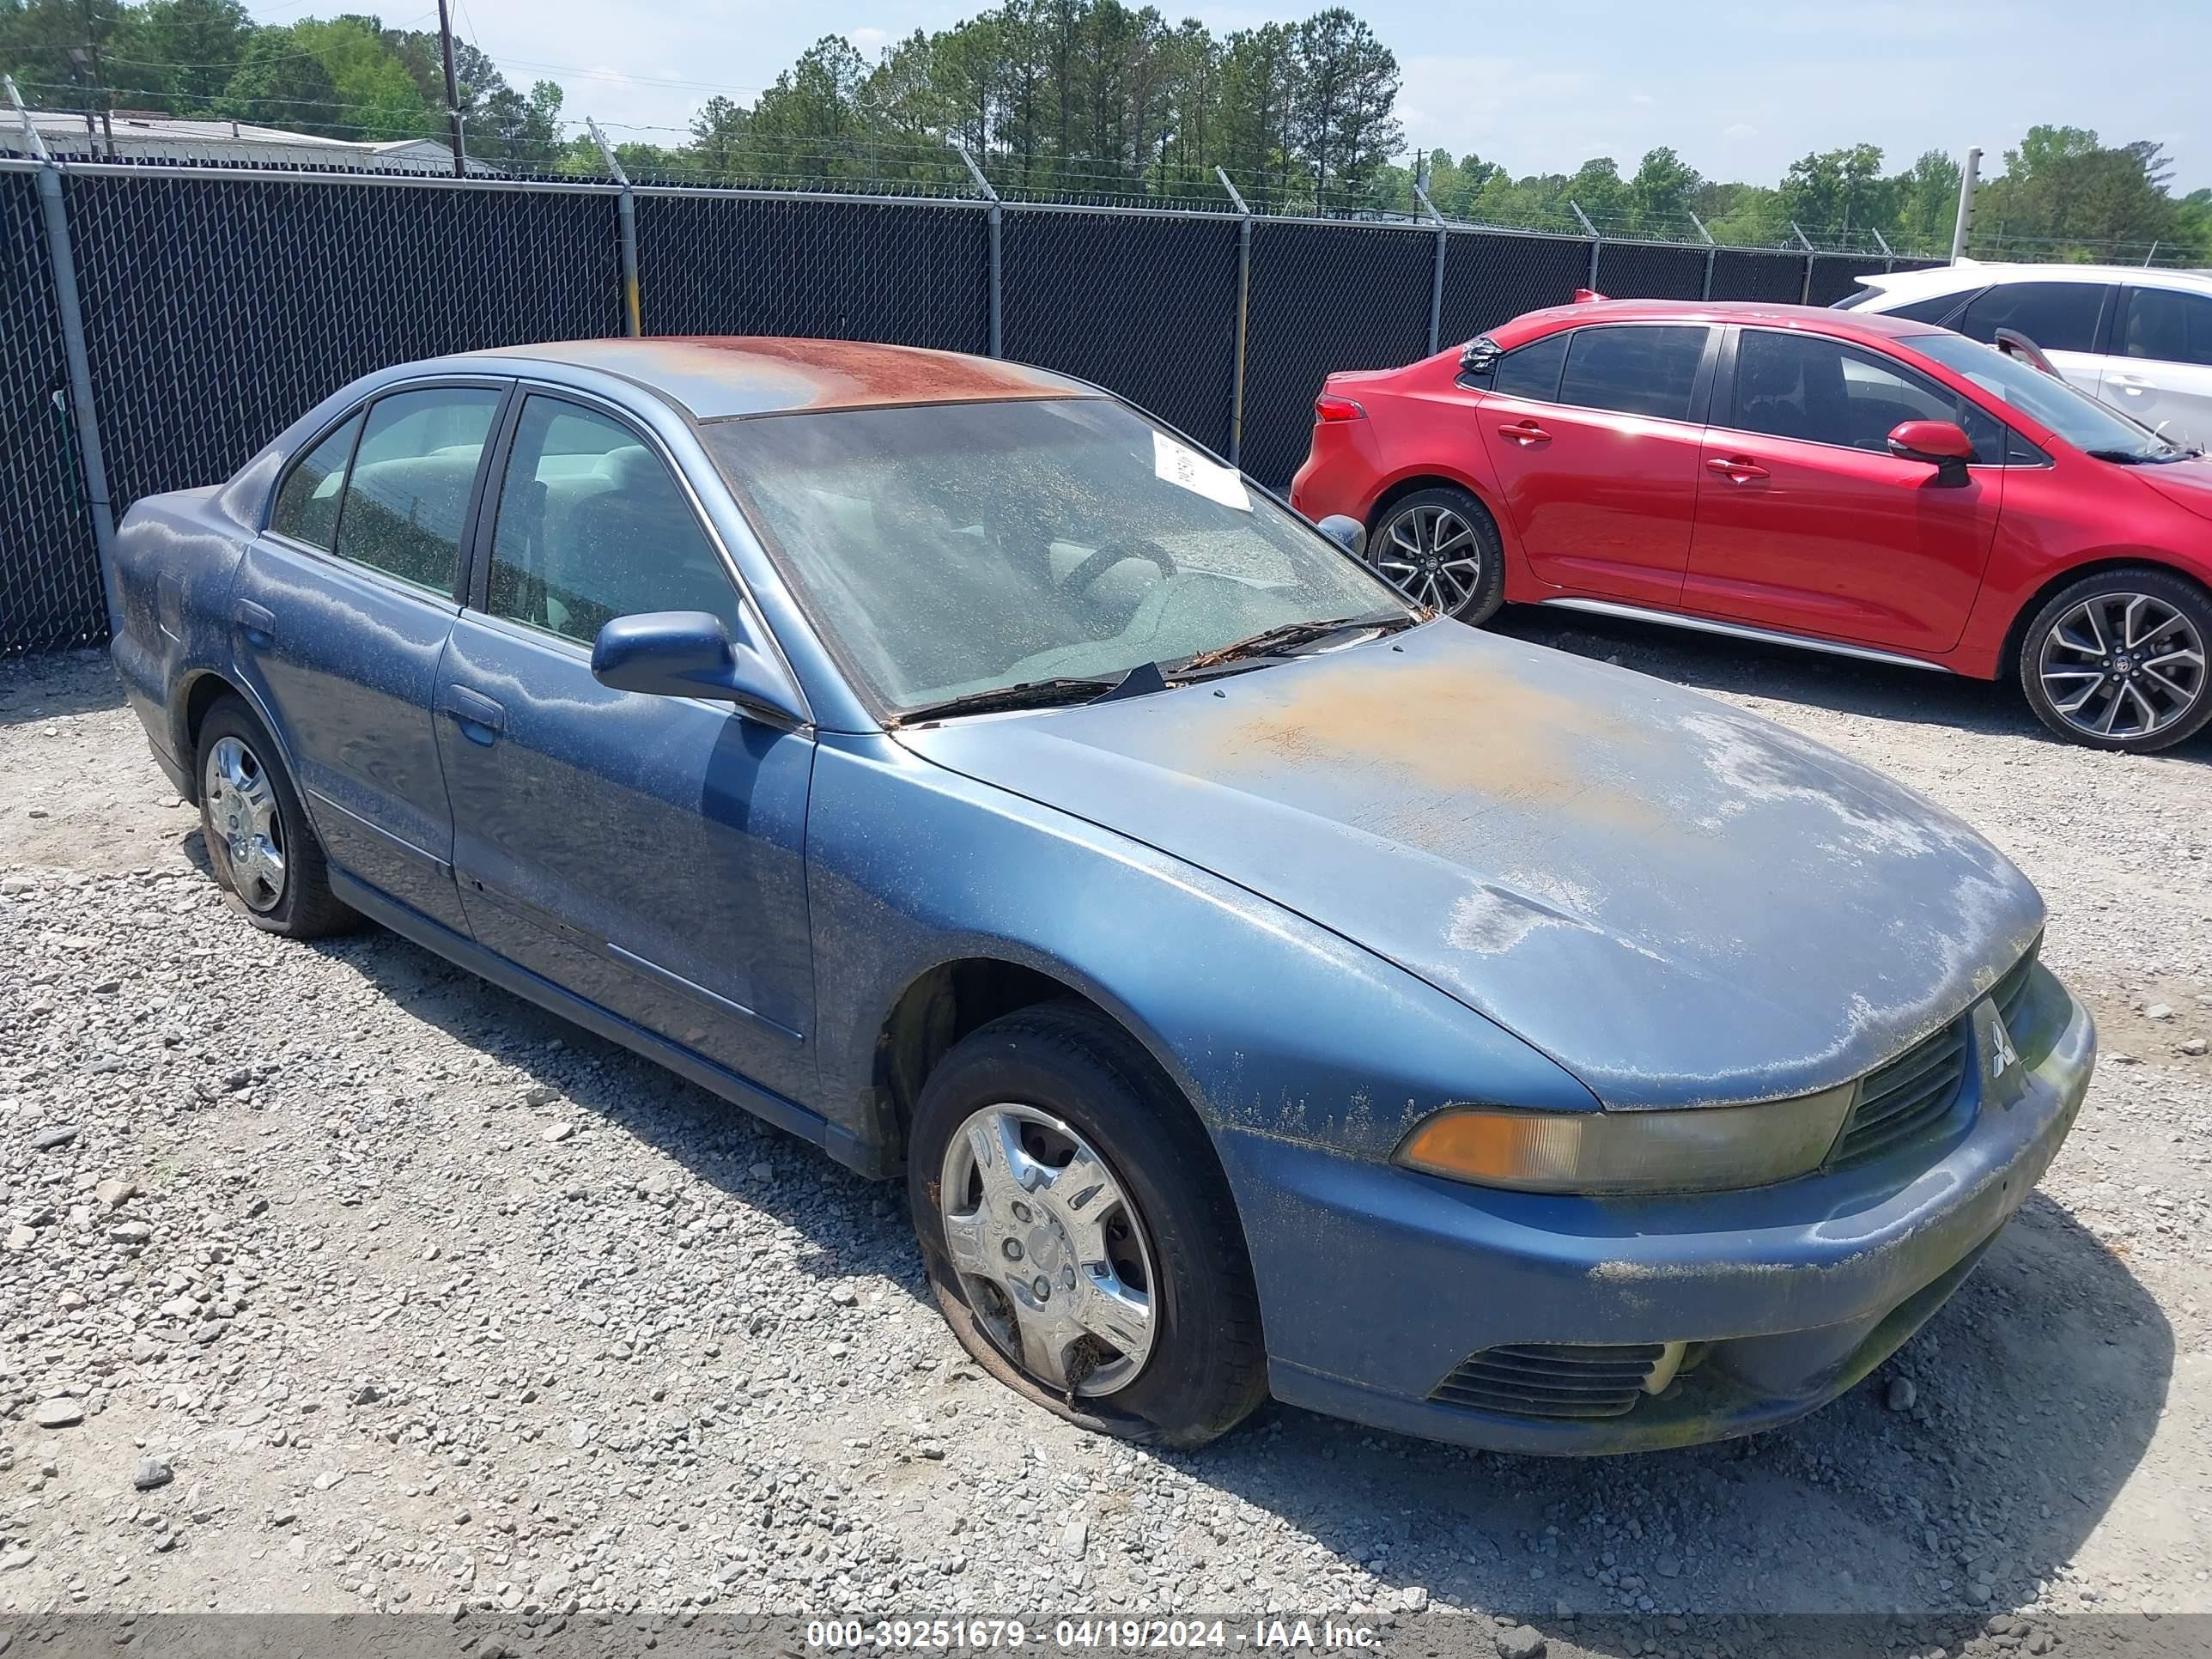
[1366,484,1506,624]
[196,694,359,938]
[2016,568,2212,754]
[907,1003,1267,1449]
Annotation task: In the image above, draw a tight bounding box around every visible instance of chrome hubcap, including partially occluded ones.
[203,735,287,912]
[1376,504,1482,614]
[2038,592,2206,740]
[938,1103,1157,1397]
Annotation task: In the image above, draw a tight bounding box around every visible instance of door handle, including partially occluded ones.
[438,684,507,743]
[1705,457,1770,481]
[1498,422,1551,444]
[232,599,277,644]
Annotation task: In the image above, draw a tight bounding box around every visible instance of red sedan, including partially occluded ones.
[1291,299,2212,752]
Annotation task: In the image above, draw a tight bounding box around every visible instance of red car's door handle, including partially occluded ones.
[1498,422,1551,444]
[1706,456,1770,481]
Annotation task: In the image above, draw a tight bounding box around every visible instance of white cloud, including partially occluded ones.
[848,27,890,55]
[1723,123,1757,141]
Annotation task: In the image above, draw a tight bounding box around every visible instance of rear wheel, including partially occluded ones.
[2018,568,2212,752]
[197,696,358,938]
[1366,485,1505,624]
[908,1004,1267,1448]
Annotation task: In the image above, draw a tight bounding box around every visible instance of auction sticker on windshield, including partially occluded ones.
[1154,432,1250,511]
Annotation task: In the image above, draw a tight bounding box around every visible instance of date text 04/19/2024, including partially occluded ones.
[803,1619,1384,1650]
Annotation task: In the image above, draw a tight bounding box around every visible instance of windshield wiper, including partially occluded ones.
[1173,610,1413,675]
[2085,447,2172,466]
[891,674,1126,726]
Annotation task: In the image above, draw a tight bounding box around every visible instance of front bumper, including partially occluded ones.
[1221,963,2094,1454]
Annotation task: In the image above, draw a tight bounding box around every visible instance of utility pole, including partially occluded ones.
[436,0,466,177]
[1950,146,1981,264]
[76,0,114,157]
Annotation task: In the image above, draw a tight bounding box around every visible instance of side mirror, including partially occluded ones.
[1316,514,1367,557]
[591,610,805,728]
[1887,419,1975,483]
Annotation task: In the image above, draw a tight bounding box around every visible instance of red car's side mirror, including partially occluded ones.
[1887,420,1975,481]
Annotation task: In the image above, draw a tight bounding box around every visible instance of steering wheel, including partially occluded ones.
[1061,538,1177,597]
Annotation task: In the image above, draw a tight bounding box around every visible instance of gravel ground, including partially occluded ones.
[1,629,2208,1651]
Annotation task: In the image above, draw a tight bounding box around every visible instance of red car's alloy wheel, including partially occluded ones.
[2035,591,2207,742]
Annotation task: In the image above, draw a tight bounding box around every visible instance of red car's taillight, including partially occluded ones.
[1314,393,1367,425]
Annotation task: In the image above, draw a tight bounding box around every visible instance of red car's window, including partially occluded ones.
[1556,325,1708,422]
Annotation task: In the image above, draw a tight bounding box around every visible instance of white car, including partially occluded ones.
[1837,261,2212,450]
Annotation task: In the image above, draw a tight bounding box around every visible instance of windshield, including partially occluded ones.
[703,398,1409,714]
[1908,331,2190,462]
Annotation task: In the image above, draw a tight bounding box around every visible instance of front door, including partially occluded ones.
[434,392,817,1103]
[1682,328,2003,656]
[230,382,507,933]
[1475,321,1715,609]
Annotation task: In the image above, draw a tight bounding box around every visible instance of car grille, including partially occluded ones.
[1428,1342,1667,1419]
[1829,943,2039,1170]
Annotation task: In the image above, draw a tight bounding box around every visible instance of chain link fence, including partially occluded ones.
[1,167,104,653]
[0,154,1955,655]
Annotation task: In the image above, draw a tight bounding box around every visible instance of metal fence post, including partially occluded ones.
[955,145,1003,358]
[589,119,641,337]
[1218,166,1253,471]
[1790,221,1816,304]
[1689,210,1717,300]
[1871,227,1894,274]
[1413,180,1446,356]
[8,76,118,636]
[1568,199,1601,290]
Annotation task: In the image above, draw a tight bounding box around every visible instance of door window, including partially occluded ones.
[1883,289,1977,325]
[1556,325,1708,422]
[1730,330,2008,462]
[486,396,741,647]
[1492,331,1570,402]
[2119,287,2212,368]
[333,386,503,596]
[1954,282,2107,353]
[269,412,362,551]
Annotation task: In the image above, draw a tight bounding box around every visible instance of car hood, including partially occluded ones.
[2139,455,2212,524]
[893,622,2045,1110]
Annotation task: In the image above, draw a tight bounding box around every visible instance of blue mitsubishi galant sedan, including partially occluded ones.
[111,337,2094,1452]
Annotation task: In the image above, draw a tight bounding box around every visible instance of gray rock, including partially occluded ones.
[133,1456,174,1491]
[1494,1626,1546,1659]
[2145,1002,2174,1021]
[94,1177,137,1209]
[829,1285,858,1307]
[4,1224,33,1253]
[1399,1585,1429,1612]
[108,1220,153,1244]
[1060,1519,1088,1559]
[1886,1376,1917,1413]
[1655,1553,1680,1578]
[30,1124,80,1151]
[542,1121,574,1144]
[33,1397,85,1428]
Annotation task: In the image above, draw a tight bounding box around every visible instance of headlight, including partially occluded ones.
[1394,1085,1856,1195]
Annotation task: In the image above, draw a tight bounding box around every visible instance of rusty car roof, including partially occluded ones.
[467,337,1095,420]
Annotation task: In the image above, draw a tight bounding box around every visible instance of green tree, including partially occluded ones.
[218,25,348,137]
[1288,7,1399,204]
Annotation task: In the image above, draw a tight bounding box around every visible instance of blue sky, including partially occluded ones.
[384,0,2207,191]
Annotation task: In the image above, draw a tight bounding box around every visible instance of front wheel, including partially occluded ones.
[1367,485,1506,624]
[2018,568,2212,752]
[907,1005,1267,1448]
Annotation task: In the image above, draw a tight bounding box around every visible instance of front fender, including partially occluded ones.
[804,732,1600,1163]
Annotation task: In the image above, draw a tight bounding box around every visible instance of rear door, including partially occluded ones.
[230,380,507,933]
[435,391,817,1103]
[1951,279,2114,406]
[1477,321,1716,608]
[1683,327,2004,655]
[2106,285,2212,450]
